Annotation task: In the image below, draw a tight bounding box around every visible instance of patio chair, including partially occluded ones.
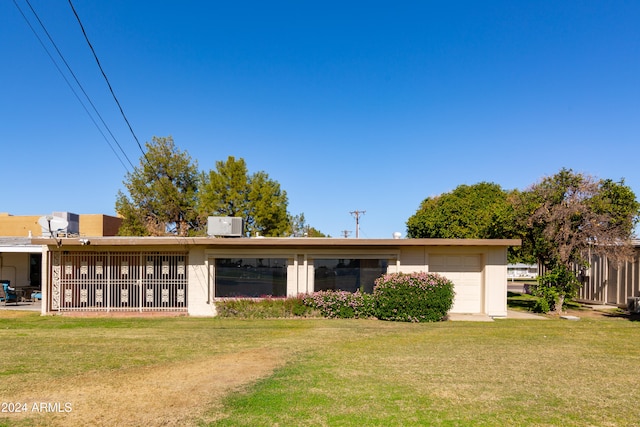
[1,282,19,305]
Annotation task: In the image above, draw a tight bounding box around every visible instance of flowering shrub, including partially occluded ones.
[373,272,455,322]
[303,290,374,319]
[215,273,454,321]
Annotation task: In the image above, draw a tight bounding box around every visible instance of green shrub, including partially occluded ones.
[373,272,455,322]
[284,295,315,317]
[303,290,375,319]
[530,285,556,313]
[216,295,315,318]
[532,295,551,314]
[531,265,579,313]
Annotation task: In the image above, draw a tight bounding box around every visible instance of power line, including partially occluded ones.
[66,0,201,236]
[19,0,199,237]
[25,0,136,170]
[67,0,147,160]
[13,0,133,172]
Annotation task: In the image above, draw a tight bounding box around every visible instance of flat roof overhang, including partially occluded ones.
[0,237,43,253]
[31,236,521,250]
[0,245,42,253]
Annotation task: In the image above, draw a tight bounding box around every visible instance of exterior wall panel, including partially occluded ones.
[485,247,508,317]
[430,254,483,314]
[578,245,640,306]
[0,214,41,237]
[0,252,31,288]
[79,214,123,237]
[397,247,426,273]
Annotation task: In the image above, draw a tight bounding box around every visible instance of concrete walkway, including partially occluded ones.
[448,309,547,322]
[501,309,548,320]
[0,300,41,312]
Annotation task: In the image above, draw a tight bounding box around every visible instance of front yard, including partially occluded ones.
[1,311,639,426]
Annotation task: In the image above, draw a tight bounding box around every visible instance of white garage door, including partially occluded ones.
[430,254,483,314]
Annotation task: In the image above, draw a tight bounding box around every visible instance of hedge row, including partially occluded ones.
[215,295,314,318]
[216,272,455,322]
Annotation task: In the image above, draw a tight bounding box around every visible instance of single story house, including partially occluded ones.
[31,236,520,318]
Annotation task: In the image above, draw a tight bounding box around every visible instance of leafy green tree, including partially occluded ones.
[289,213,327,237]
[514,168,640,313]
[407,182,516,239]
[116,136,201,236]
[247,171,290,236]
[199,156,290,236]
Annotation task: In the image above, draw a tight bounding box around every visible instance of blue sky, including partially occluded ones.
[2,1,639,238]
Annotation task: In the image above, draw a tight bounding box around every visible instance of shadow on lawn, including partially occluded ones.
[507,291,538,311]
[508,291,640,322]
[599,310,640,322]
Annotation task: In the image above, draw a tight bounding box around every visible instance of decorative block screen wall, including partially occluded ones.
[48,251,188,312]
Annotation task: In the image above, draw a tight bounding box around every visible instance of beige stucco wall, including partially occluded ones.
[0,213,41,237]
[396,247,427,273]
[79,214,122,237]
[0,213,122,237]
[187,248,217,316]
[483,247,508,317]
[0,252,32,288]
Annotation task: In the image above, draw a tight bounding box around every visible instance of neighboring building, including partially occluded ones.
[0,213,41,237]
[578,240,640,308]
[0,212,123,298]
[79,214,123,237]
[0,212,122,237]
[31,236,520,318]
[507,263,538,279]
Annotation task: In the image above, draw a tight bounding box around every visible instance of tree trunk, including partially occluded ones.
[554,294,565,314]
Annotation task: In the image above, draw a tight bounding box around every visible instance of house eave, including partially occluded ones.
[30,236,521,249]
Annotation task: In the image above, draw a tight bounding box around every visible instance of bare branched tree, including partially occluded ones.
[515,168,639,313]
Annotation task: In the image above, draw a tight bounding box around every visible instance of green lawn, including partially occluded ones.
[1,312,639,426]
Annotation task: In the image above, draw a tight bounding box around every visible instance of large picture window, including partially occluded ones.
[215,258,287,297]
[314,259,388,293]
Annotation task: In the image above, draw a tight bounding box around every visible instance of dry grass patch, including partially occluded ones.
[5,348,285,426]
[0,314,375,426]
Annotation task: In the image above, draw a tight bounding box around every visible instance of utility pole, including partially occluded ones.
[341,230,352,238]
[349,210,366,238]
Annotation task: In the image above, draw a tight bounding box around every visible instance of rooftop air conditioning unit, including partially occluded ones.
[52,212,79,235]
[207,217,243,237]
[627,297,640,314]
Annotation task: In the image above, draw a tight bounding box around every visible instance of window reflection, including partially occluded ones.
[215,258,287,297]
[314,259,388,293]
